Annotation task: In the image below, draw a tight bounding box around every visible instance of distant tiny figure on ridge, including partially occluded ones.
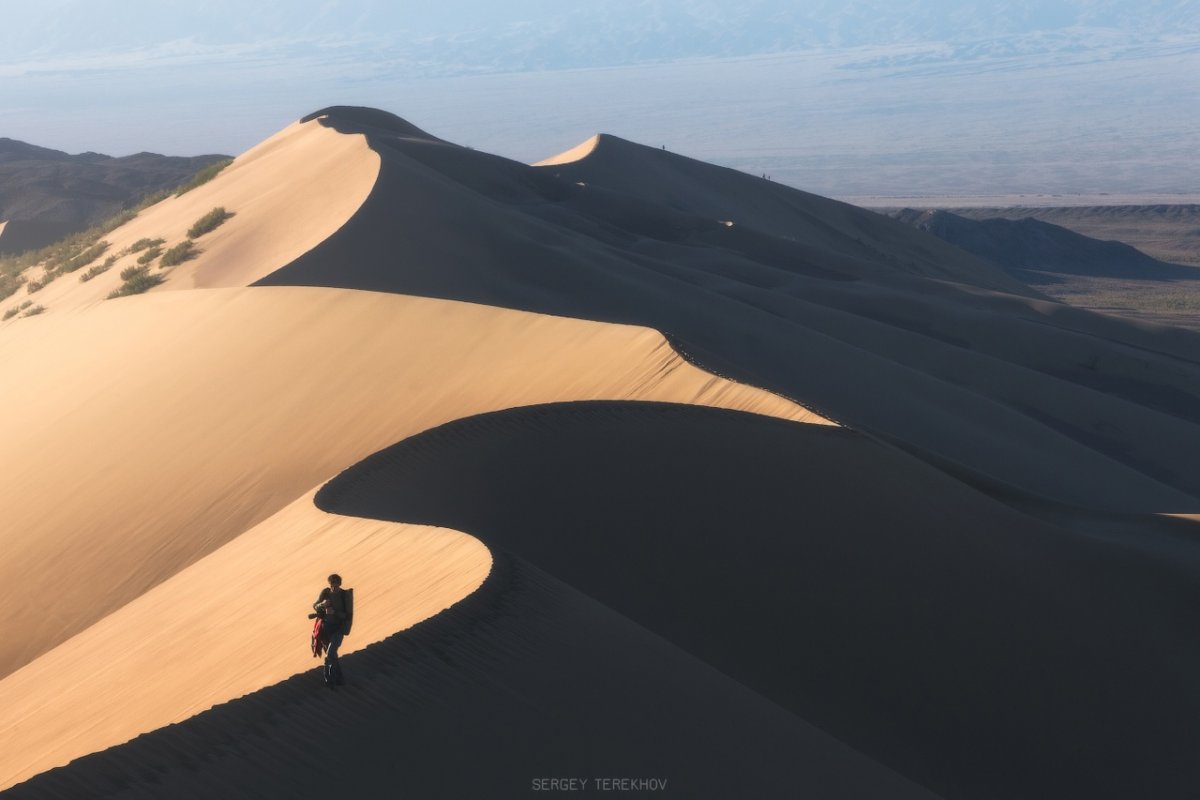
[310,573,354,689]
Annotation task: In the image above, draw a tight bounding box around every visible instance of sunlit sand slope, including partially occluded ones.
[259,108,1200,513]
[0,287,826,682]
[15,402,1199,799]
[4,552,938,800]
[0,493,490,790]
[1,115,378,316]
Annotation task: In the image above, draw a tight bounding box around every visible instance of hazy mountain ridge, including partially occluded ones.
[891,208,1186,277]
[0,139,229,254]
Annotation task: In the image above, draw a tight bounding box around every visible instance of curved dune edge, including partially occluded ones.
[311,401,1200,799]
[0,286,828,678]
[1,115,379,319]
[0,492,491,791]
[0,286,830,788]
[532,133,601,166]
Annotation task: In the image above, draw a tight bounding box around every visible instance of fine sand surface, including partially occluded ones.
[308,402,1200,800]
[14,402,1200,799]
[0,287,824,684]
[4,549,938,800]
[531,133,600,166]
[6,106,1200,798]
[260,108,1200,513]
[0,492,491,791]
[0,115,378,318]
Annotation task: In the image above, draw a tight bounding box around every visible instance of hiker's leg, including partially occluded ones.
[324,627,345,685]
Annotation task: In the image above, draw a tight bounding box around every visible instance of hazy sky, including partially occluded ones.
[2,1,1197,196]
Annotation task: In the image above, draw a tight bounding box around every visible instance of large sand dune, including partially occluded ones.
[259,107,1200,513]
[0,286,824,789]
[13,402,1200,798]
[315,402,1200,799]
[0,287,822,681]
[4,106,1200,798]
[1,116,378,316]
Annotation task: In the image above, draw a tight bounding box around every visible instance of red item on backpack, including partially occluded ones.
[312,617,328,658]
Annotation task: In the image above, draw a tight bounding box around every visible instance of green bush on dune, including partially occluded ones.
[129,237,165,253]
[175,159,233,196]
[61,240,110,273]
[79,256,117,283]
[21,304,45,317]
[136,246,163,266]
[159,240,196,268]
[187,207,233,238]
[0,189,175,293]
[108,265,164,299]
[0,273,24,303]
[5,299,34,318]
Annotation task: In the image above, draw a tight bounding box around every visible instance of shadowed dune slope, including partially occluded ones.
[257,107,1200,513]
[18,402,1196,799]
[0,287,822,680]
[3,550,939,800]
[310,402,1200,800]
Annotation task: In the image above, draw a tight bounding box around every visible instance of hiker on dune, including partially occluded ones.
[312,573,353,688]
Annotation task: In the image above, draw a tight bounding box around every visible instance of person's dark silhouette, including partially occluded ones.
[313,573,353,688]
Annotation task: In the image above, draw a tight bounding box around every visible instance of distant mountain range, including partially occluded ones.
[0,138,228,254]
[889,208,1196,280]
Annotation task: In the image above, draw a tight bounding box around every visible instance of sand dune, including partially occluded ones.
[6,106,1200,798]
[319,402,1198,799]
[15,402,1200,798]
[0,285,825,785]
[5,550,938,800]
[0,490,491,790]
[259,108,1200,512]
[532,133,600,166]
[2,115,378,317]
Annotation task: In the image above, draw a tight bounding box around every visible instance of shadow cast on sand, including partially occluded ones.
[14,402,1197,799]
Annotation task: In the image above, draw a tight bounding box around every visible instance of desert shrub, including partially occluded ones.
[26,277,45,293]
[187,207,233,238]
[136,246,163,266]
[79,255,117,282]
[2,306,19,320]
[175,159,233,196]
[159,239,196,267]
[0,273,24,302]
[60,240,110,273]
[0,185,177,282]
[129,237,165,253]
[108,266,164,299]
[21,304,46,317]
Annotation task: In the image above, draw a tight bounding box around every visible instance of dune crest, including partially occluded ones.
[0,285,825,682]
[532,133,602,166]
[0,490,491,791]
[1,117,379,318]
